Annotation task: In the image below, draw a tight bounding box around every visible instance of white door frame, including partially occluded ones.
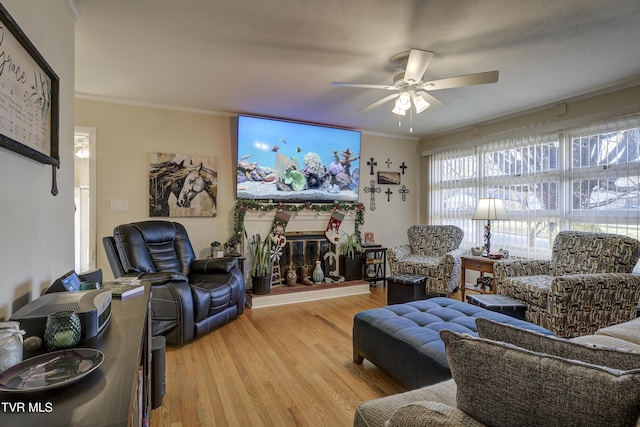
[74,126,97,271]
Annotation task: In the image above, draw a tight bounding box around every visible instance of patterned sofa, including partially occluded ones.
[387,225,465,296]
[494,231,640,337]
[354,316,640,427]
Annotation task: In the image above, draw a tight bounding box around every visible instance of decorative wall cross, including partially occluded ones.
[399,162,408,175]
[367,157,377,175]
[399,185,410,201]
[364,179,381,211]
[385,188,393,202]
[385,158,392,168]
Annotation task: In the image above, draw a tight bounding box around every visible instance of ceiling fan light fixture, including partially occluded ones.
[395,92,411,111]
[332,49,499,133]
[392,106,406,115]
[411,92,430,113]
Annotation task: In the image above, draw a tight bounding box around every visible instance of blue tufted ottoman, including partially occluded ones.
[352,297,553,389]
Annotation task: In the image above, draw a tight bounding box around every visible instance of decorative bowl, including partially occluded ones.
[470,247,484,256]
[488,253,503,260]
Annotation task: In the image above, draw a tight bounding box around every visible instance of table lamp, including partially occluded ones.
[471,198,509,256]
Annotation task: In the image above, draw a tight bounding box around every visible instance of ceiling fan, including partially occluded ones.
[330,49,499,116]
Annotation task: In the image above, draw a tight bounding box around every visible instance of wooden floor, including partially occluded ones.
[150,286,466,427]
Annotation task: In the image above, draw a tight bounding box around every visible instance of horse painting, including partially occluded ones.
[149,153,218,217]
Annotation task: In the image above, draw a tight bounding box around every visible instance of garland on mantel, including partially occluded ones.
[225,199,365,251]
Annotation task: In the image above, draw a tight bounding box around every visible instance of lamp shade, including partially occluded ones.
[410,92,430,113]
[472,198,509,221]
[391,106,406,115]
[395,92,411,111]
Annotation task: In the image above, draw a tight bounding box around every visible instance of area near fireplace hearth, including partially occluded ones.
[245,280,370,308]
[241,207,369,306]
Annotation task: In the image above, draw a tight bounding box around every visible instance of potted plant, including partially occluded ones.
[250,233,273,294]
[338,231,363,281]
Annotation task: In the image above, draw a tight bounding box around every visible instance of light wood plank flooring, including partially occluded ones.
[151,286,466,427]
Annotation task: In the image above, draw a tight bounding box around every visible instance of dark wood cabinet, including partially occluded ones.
[0,285,152,426]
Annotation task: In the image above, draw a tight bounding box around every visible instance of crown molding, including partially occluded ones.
[66,0,81,21]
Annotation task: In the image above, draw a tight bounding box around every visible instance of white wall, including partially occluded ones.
[357,133,419,249]
[74,99,420,280]
[0,1,75,319]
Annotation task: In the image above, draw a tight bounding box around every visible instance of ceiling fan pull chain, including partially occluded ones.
[410,108,413,133]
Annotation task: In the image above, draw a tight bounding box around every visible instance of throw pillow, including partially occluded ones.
[597,317,640,345]
[440,329,640,427]
[475,318,640,371]
[387,401,486,427]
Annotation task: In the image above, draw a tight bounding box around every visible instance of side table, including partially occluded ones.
[362,246,387,286]
[460,255,497,302]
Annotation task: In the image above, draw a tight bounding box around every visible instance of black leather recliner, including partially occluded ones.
[103,220,245,346]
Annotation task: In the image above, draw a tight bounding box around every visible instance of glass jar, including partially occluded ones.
[45,311,81,351]
[0,321,25,372]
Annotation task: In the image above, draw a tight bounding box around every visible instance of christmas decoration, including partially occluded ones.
[225,200,365,252]
[325,210,345,244]
[269,210,291,248]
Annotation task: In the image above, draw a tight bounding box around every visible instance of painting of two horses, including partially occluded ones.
[149,153,218,217]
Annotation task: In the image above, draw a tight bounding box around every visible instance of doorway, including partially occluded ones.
[74,127,97,273]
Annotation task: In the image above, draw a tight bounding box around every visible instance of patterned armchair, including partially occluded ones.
[387,225,465,296]
[494,231,640,337]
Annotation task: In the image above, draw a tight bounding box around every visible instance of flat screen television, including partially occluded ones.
[236,115,361,202]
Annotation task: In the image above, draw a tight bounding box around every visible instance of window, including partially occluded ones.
[430,113,640,261]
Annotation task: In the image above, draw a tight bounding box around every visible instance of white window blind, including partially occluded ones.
[429,113,640,262]
[566,114,640,240]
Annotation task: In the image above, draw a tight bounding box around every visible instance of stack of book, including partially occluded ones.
[103,277,144,298]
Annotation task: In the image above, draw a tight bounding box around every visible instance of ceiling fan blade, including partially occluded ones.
[358,93,400,113]
[403,49,434,84]
[421,70,499,91]
[330,82,396,90]
[415,90,447,111]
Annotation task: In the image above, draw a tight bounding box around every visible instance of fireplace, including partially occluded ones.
[241,209,358,287]
[278,232,334,282]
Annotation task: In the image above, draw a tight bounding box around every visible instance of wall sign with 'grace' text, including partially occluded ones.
[0,4,59,195]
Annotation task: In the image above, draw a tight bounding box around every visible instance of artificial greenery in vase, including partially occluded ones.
[339,231,362,259]
[250,233,274,295]
[250,233,273,277]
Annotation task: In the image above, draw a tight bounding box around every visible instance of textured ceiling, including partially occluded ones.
[74,0,640,138]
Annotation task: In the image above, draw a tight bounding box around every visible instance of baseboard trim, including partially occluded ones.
[245,280,370,309]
